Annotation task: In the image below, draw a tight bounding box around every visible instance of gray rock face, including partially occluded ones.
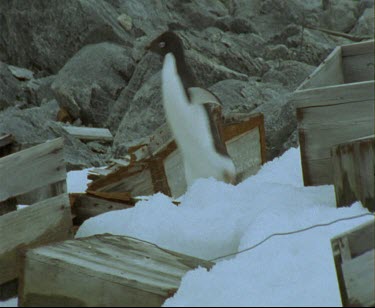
[0,0,132,75]
[350,8,375,37]
[51,42,135,127]
[0,62,24,111]
[0,101,105,170]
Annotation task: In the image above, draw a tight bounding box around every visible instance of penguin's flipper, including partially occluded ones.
[188,87,222,106]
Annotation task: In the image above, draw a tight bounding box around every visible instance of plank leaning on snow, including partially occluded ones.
[62,126,113,142]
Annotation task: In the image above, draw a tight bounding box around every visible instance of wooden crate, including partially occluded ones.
[20,234,213,307]
[0,138,73,298]
[331,135,374,211]
[331,220,375,307]
[292,40,374,186]
[88,113,266,198]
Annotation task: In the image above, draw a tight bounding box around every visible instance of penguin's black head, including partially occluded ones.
[146,31,184,58]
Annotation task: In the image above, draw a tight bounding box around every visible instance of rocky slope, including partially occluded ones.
[0,0,373,168]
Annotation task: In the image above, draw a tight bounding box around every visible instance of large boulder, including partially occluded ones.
[52,42,135,127]
[350,8,375,37]
[0,101,105,170]
[106,52,162,133]
[0,0,132,75]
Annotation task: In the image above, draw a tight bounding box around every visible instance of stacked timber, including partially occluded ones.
[0,138,73,300]
[20,234,213,307]
[292,39,374,186]
[331,220,375,306]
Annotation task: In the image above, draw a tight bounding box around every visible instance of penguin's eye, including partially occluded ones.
[159,41,166,48]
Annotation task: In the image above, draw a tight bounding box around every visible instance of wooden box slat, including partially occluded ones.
[0,138,66,203]
[293,40,374,186]
[331,135,374,211]
[331,220,375,307]
[20,234,213,307]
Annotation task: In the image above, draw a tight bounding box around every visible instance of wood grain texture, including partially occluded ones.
[297,99,374,185]
[20,234,213,307]
[0,138,66,202]
[343,48,374,83]
[331,136,374,211]
[0,194,73,285]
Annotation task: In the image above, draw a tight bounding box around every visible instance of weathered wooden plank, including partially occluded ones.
[341,39,374,56]
[332,220,374,260]
[297,46,344,90]
[0,194,73,286]
[342,250,375,307]
[20,234,213,307]
[331,220,375,307]
[292,80,375,108]
[297,99,374,186]
[331,136,374,211]
[71,193,133,225]
[0,138,66,202]
[343,51,374,83]
[62,126,113,142]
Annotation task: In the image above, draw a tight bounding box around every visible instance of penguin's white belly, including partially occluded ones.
[161,53,235,185]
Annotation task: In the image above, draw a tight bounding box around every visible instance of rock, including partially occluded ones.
[350,8,375,37]
[112,72,164,157]
[264,44,292,60]
[252,88,296,160]
[26,75,56,106]
[8,65,34,81]
[117,14,133,32]
[319,0,359,32]
[52,42,135,127]
[0,0,132,75]
[0,62,25,111]
[106,52,162,133]
[0,101,105,170]
[262,60,316,91]
[208,79,264,115]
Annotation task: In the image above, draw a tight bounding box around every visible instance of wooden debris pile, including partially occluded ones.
[69,111,267,226]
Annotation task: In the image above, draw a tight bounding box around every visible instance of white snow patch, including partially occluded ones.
[71,147,373,306]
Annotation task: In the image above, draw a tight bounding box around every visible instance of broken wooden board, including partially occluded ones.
[0,194,73,287]
[70,193,134,225]
[331,135,374,212]
[331,220,375,307]
[88,113,266,198]
[20,234,213,307]
[292,39,374,186]
[62,126,113,142]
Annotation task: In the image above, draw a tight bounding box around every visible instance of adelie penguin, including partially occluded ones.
[146,31,237,186]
